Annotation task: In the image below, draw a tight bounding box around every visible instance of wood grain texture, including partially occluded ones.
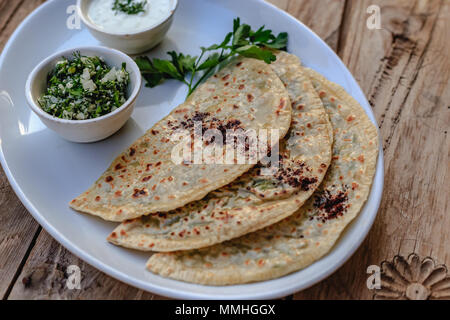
[0,0,448,300]
[8,232,165,300]
[0,0,45,300]
[293,0,450,300]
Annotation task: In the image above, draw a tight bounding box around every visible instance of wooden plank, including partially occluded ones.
[8,231,166,300]
[0,167,40,299]
[0,0,46,52]
[267,0,346,51]
[0,0,45,299]
[294,0,449,299]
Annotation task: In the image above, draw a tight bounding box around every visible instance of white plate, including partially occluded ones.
[0,0,384,299]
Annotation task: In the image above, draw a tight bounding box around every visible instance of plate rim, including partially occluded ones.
[0,0,384,299]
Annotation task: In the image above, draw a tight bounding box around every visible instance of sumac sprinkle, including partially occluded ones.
[132,188,148,198]
[314,190,349,220]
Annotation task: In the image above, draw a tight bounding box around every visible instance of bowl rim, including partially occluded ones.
[25,45,142,124]
[77,0,179,37]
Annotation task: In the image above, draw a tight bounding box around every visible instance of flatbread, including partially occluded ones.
[146,67,379,285]
[108,52,332,251]
[70,57,292,221]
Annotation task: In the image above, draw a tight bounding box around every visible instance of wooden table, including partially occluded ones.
[0,0,448,300]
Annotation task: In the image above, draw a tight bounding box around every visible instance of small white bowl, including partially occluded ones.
[25,46,142,143]
[77,0,178,54]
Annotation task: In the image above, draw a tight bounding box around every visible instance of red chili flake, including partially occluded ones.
[168,176,173,181]
[182,182,188,186]
[224,82,229,86]
[236,62,243,67]
[347,115,356,122]
[129,148,136,156]
[148,243,155,248]
[146,163,152,171]
[110,232,117,238]
[258,259,265,266]
[151,129,159,135]
[154,196,160,200]
[151,184,157,191]
[247,94,254,102]
[357,155,365,163]
[115,191,122,197]
[105,176,113,182]
[114,163,123,171]
[153,150,159,155]
[221,74,230,81]
[199,178,208,183]
[95,196,101,201]
[120,230,126,236]
[142,176,152,182]
[155,161,162,167]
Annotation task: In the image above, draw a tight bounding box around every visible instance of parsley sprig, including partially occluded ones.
[112,0,147,15]
[135,18,288,97]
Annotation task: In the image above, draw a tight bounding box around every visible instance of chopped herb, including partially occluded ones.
[135,18,288,97]
[112,0,147,15]
[252,179,278,191]
[38,52,130,120]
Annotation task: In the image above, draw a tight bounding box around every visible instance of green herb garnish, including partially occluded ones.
[135,18,288,97]
[252,179,278,191]
[38,52,130,120]
[112,0,147,15]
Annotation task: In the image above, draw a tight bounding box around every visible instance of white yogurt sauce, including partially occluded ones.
[87,0,173,34]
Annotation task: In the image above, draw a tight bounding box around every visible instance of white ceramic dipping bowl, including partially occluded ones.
[77,0,178,54]
[25,46,142,143]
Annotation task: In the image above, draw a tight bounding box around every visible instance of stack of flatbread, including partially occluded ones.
[70,51,379,285]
